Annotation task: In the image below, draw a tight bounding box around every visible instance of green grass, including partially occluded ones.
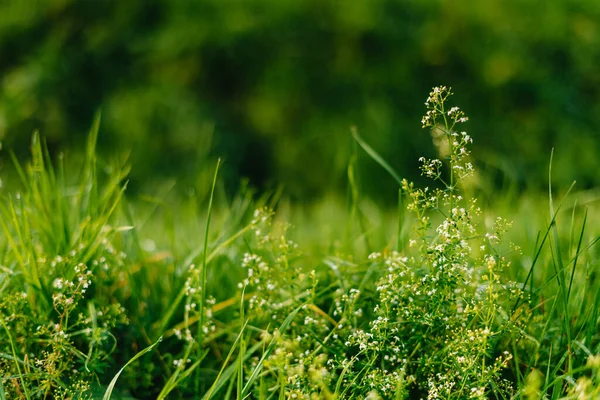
[0,88,599,399]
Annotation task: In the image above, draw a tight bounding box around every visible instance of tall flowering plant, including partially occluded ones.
[341,87,523,399]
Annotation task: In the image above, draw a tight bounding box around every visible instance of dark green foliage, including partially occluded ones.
[1,0,600,200]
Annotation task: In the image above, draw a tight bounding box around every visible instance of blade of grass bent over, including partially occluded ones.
[351,127,403,186]
[102,337,162,400]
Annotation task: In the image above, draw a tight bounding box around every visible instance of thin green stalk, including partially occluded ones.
[548,149,574,372]
[198,158,221,343]
[566,208,586,301]
[0,319,31,400]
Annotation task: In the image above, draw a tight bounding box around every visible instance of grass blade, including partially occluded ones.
[199,158,221,342]
[351,127,402,186]
[102,337,162,400]
[203,319,249,400]
[241,303,305,397]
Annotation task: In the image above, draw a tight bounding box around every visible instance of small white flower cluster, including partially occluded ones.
[447,106,469,124]
[362,369,414,398]
[173,328,194,342]
[172,358,191,367]
[419,157,443,179]
[331,287,361,341]
[51,262,93,315]
[184,264,200,296]
[237,208,309,327]
[251,207,275,244]
[422,87,469,128]
[258,328,334,399]
[420,87,476,190]
[251,207,274,226]
[238,252,272,294]
[422,86,455,128]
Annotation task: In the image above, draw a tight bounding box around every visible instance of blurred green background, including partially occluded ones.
[1,0,599,202]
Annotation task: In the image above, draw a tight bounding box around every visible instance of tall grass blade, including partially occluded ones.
[548,149,575,370]
[566,208,586,300]
[199,158,221,342]
[202,319,249,400]
[351,127,402,186]
[345,137,372,252]
[0,319,31,400]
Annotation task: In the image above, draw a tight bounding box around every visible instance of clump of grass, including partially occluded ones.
[0,118,129,398]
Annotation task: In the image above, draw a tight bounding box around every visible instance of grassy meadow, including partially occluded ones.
[1,87,600,399]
